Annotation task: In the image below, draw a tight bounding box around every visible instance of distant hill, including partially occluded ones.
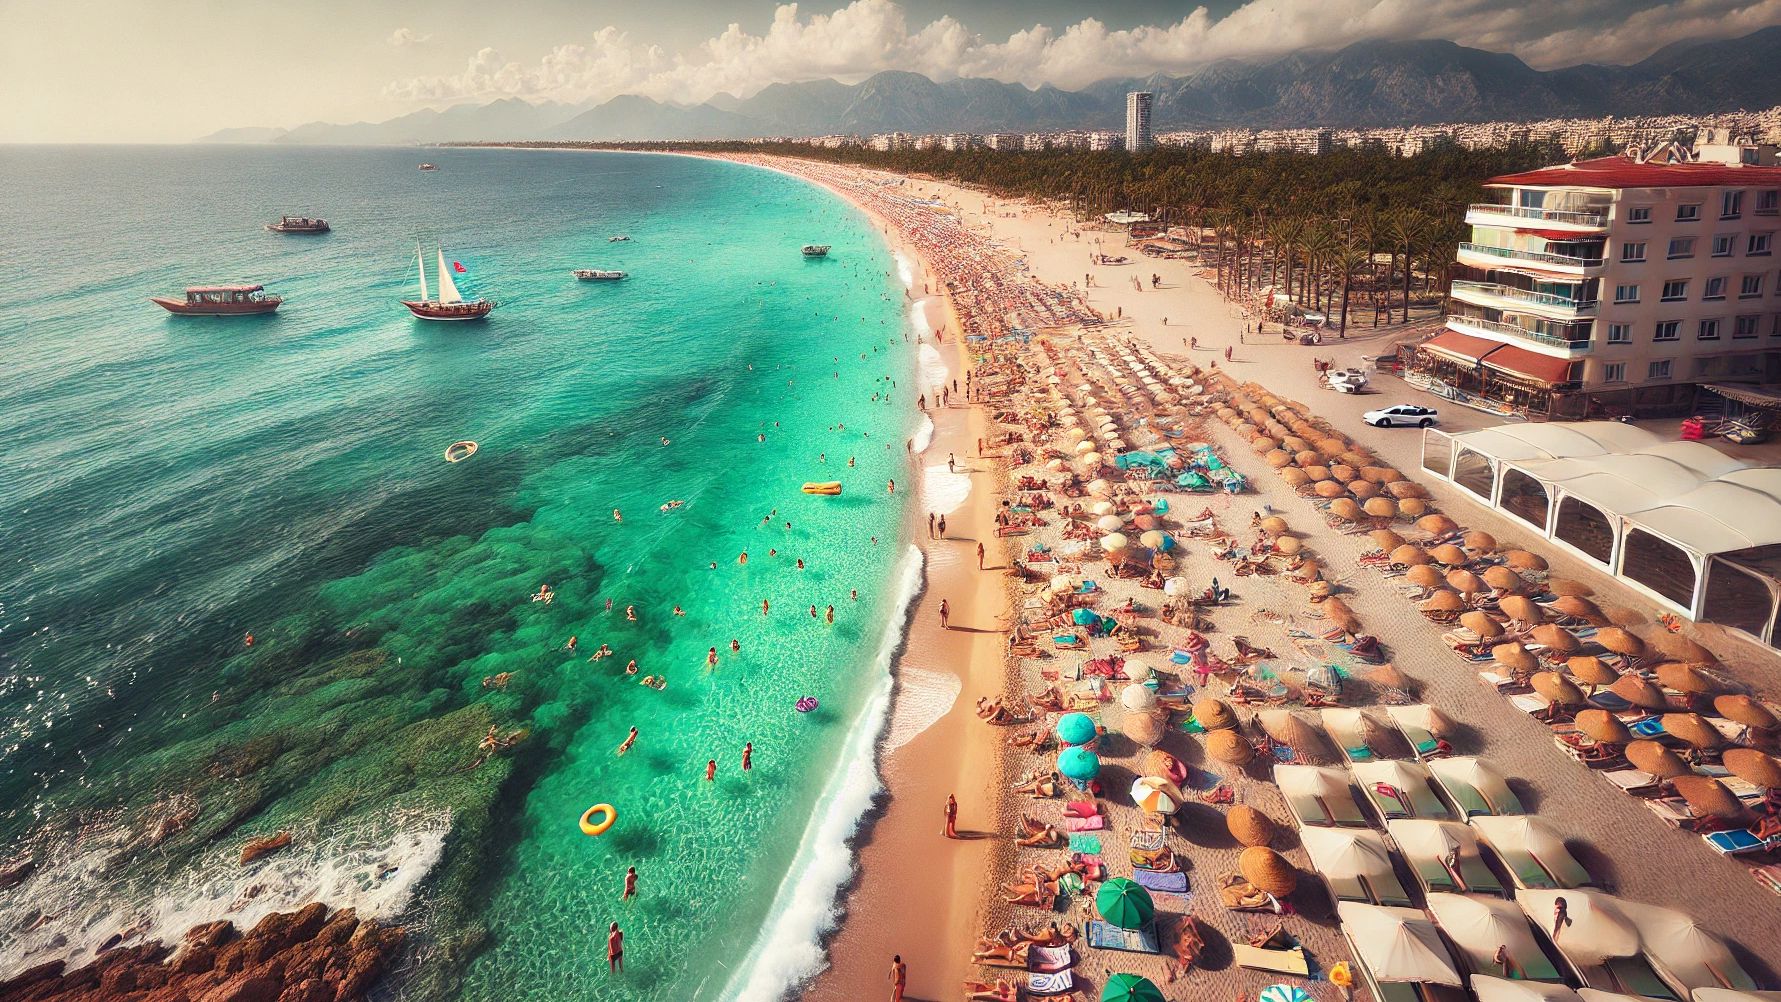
[201,29,1781,144]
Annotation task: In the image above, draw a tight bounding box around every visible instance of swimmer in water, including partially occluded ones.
[739,551,749,565]
[730,638,740,653]
[796,558,805,570]
[888,478,896,493]
[613,508,622,521]
[825,605,835,624]
[625,605,636,622]
[588,643,613,662]
[810,605,819,619]
[673,605,685,617]
[707,647,719,670]
[625,660,639,676]
[851,588,858,601]
[768,548,777,558]
[761,599,771,616]
[622,866,638,901]
[616,727,637,756]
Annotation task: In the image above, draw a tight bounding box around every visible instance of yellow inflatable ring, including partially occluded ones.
[579,803,616,836]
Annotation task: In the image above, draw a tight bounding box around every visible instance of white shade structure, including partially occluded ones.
[1275,764,1368,828]
[1386,818,1504,896]
[1513,889,1640,965]
[1298,827,1410,905]
[1616,900,1756,992]
[1429,757,1525,817]
[1074,439,1097,454]
[1352,760,1452,820]
[1470,979,1585,1002]
[1694,992,1781,1002]
[1426,893,1563,981]
[1337,902,1464,987]
[1470,815,1591,890]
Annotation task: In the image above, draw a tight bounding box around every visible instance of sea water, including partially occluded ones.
[0,146,916,1001]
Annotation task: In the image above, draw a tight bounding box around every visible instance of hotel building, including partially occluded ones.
[1416,139,1781,416]
[1126,92,1154,153]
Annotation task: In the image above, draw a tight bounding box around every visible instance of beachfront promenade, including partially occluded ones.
[707,154,1780,1002]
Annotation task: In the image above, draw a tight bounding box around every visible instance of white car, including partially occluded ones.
[1364,404,1438,428]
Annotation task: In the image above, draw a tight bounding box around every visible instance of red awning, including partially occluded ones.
[1420,329,1499,363]
[1522,229,1598,241]
[1480,344,1575,384]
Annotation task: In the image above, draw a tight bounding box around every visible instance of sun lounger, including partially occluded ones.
[1129,829,1167,852]
[1704,829,1781,855]
[1232,944,1311,976]
[1584,691,1635,713]
[1026,945,1074,974]
[1086,919,1160,954]
[1027,970,1075,996]
[1508,693,1551,715]
[1601,769,1660,796]
[1351,761,1451,821]
[1602,956,1681,1001]
[1132,867,1189,895]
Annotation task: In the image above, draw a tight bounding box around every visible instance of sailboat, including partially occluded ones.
[401,245,495,321]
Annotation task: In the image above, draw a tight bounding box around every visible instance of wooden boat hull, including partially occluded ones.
[267,224,329,234]
[150,296,281,316]
[402,300,494,321]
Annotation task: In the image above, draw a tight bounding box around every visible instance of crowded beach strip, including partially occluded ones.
[695,153,1781,1002]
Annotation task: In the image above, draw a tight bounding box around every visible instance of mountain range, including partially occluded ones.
[199,28,1781,145]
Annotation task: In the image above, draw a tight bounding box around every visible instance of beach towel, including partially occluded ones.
[1064,815,1105,832]
[1026,945,1073,973]
[1067,834,1102,854]
[1065,800,1099,818]
[1027,971,1075,995]
[1086,920,1161,954]
[1132,867,1190,895]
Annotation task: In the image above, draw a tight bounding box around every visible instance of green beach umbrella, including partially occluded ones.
[1056,712,1098,745]
[1094,877,1154,929]
[1058,746,1101,781]
[1103,974,1165,1002]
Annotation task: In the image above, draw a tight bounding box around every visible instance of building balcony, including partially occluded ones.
[1447,313,1592,354]
[1457,242,1604,276]
[1466,203,1609,231]
[1450,280,1597,317]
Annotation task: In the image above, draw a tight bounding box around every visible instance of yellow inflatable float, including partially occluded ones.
[801,481,843,495]
[579,803,616,836]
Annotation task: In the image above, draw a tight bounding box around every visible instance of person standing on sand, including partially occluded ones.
[977,542,986,570]
[889,955,907,1002]
[938,514,947,537]
[939,598,950,629]
[928,512,935,538]
[607,923,623,973]
[944,794,959,838]
[621,866,637,902]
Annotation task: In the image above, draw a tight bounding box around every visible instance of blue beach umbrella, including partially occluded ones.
[1056,712,1098,746]
[1072,608,1102,626]
[1058,746,1101,781]
[1259,987,1312,1002]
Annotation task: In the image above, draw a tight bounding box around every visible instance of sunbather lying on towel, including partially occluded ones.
[1017,824,1062,848]
[970,940,1031,965]
[1022,921,1078,947]
[1217,874,1273,910]
[1030,687,1066,712]
[963,979,1018,1002]
[1004,883,1057,907]
[1011,771,1059,798]
[1168,916,1205,982]
[1008,728,1053,750]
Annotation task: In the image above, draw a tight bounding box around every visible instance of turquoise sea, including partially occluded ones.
[0,146,919,1000]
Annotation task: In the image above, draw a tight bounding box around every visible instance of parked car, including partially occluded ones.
[1364,404,1438,428]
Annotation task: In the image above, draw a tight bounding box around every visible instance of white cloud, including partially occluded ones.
[389,27,432,48]
[381,0,1781,108]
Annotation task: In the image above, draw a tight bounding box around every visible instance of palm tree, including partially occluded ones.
[1389,210,1432,324]
[1333,238,1370,339]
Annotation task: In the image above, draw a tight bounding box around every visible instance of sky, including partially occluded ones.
[5,0,1781,142]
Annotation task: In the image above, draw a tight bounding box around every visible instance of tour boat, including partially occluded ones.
[418,163,438,171]
[401,246,495,321]
[150,284,283,316]
[801,244,831,257]
[266,215,329,234]
[573,269,627,281]
[608,235,631,242]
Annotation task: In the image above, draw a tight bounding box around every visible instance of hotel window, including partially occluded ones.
[1627,206,1652,224]
[1649,359,1673,379]
[1741,274,1765,298]
[1668,237,1695,259]
[1660,280,1688,301]
[1699,318,1722,340]
[1704,276,1727,300]
[1749,232,1773,256]
[1677,203,1701,222]
[1603,362,1627,382]
[1758,190,1780,215]
[1655,320,1681,341]
[1607,323,1632,343]
[1735,315,1762,338]
[1621,241,1646,262]
[1722,190,1744,219]
[1613,283,1639,303]
[1712,234,1735,257]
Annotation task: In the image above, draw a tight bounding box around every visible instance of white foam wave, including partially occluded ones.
[723,544,924,1002]
[910,413,935,455]
[0,809,449,979]
[918,342,948,398]
[883,667,961,752]
[922,463,972,516]
[894,250,916,290]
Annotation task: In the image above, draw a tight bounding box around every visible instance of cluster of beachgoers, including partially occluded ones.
[702,153,1781,1002]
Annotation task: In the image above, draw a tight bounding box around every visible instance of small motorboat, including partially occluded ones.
[266,215,329,234]
[609,235,631,242]
[801,244,831,257]
[150,284,282,316]
[445,440,478,463]
[418,163,438,171]
[573,269,627,281]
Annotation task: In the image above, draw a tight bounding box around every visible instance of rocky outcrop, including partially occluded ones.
[0,906,405,1002]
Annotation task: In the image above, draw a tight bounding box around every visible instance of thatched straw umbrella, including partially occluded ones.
[1123,710,1167,747]
[1206,729,1255,765]
[1626,740,1690,778]
[1370,529,1405,551]
[1330,464,1357,482]
[1315,480,1349,499]
[1550,595,1607,625]
[1277,535,1305,556]
[1257,710,1336,764]
[1280,468,1311,488]
[1723,748,1781,789]
[1460,610,1503,639]
[1330,498,1364,522]
[1193,696,1237,730]
[1492,643,1536,673]
[1670,775,1746,820]
[1392,544,1433,566]
[1227,805,1277,847]
[1349,480,1382,501]
[1482,565,1526,592]
[1714,695,1780,731]
[1546,577,1593,597]
[1447,569,1488,595]
[1431,543,1469,567]
[1648,631,1717,666]
[1421,589,1466,617]
[1532,671,1584,708]
[1499,595,1545,624]
[1327,605,1364,636]
[1566,656,1621,690]
[1305,465,1332,482]
[1339,451,1373,470]
[1575,709,1633,745]
[1609,675,1669,711]
[1418,514,1458,535]
[1315,438,1348,459]
[1656,662,1721,696]
[1259,516,1289,537]
[1593,627,1645,658]
[1660,712,1724,750]
[1238,847,1299,896]
[1296,450,1323,468]
[1295,559,1325,584]
[1504,549,1548,571]
[1388,481,1430,500]
[1266,450,1294,468]
[1463,530,1498,552]
[1399,498,1429,517]
[1282,436,1310,453]
[1531,624,1580,655]
[1364,497,1398,518]
[1251,436,1279,454]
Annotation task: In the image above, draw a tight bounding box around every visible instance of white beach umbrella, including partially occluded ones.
[1097,515,1125,532]
[1065,427,1086,441]
[1139,530,1169,550]
[1101,532,1130,551]
[1108,439,1127,451]
[1045,458,1065,472]
[1163,577,1188,596]
[1088,478,1113,497]
[1074,440,1096,454]
[1130,776,1180,815]
[1050,574,1078,593]
[1079,452,1103,468]
[1089,501,1115,516]
[1047,375,1061,384]
[1122,683,1159,711]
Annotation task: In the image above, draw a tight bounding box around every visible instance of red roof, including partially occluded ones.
[1480,343,1576,384]
[1421,329,1499,363]
[1488,155,1781,190]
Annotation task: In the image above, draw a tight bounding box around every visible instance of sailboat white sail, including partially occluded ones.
[435,248,463,305]
[416,246,429,302]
